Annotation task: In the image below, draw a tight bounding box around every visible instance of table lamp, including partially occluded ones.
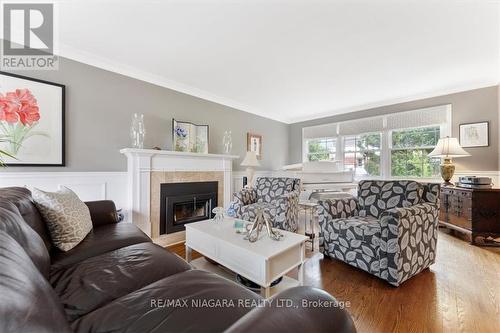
[428,137,470,185]
[241,151,260,187]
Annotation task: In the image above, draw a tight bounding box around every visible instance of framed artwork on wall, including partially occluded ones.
[172,119,209,154]
[0,72,65,166]
[247,132,262,159]
[459,121,489,148]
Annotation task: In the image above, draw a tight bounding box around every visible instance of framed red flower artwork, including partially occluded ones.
[0,72,65,166]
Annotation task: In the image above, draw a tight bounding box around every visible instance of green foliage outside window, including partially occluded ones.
[307,138,335,161]
[356,133,381,176]
[391,127,440,177]
[391,149,439,177]
[355,133,381,176]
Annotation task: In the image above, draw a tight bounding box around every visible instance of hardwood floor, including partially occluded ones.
[303,231,500,333]
[168,230,500,333]
[168,242,202,260]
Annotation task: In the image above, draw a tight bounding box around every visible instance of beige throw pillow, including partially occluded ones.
[32,187,93,252]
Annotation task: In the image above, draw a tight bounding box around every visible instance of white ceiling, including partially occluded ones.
[58,0,500,124]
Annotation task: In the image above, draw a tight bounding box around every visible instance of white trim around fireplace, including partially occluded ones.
[120,148,239,236]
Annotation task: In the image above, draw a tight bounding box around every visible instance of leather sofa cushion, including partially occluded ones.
[85,200,120,227]
[225,286,356,333]
[51,222,151,269]
[50,242,191,322]
[0,230,72,333]
[0,201,51,278]
[72,270,261,333]
[0,186,53,251]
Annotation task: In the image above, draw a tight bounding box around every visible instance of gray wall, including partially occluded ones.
[5,57,289,171]
[289,86,499,171]
[5,57,498,173]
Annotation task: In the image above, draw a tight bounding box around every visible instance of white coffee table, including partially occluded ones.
[185,218,308,298]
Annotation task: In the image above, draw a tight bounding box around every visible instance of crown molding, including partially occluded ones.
[287,81,500,124]
[57,44,498,125]
[57,43,287,123]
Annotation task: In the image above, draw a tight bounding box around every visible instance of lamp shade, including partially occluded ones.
[241,151,260,167]
[428,137,470,158]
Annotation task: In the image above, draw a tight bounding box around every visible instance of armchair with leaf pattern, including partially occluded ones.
[229,177,301,232]
[316,180,440,287]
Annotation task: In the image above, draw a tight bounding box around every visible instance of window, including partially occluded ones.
[390,126,441,178]
[343,133,381,177]
[306,138,336,161]
[302,105,451,179]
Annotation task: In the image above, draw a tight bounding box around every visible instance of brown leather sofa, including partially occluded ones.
[0,187,356,333]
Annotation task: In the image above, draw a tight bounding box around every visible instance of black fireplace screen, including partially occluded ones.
[173,198,210,225]
[160,181,218,234]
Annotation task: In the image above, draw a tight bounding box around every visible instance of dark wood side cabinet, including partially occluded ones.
[439,186,500,246]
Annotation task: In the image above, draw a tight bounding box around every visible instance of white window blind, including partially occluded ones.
[302,122,337,139]
[386,105,450,130]
[338,116,384,135]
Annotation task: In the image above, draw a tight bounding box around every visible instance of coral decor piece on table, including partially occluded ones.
[0,72,65,166]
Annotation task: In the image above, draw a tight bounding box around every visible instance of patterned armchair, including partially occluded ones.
[317,180,440,287]
[229,177,301,232]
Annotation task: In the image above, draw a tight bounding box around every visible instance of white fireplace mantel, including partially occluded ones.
[120,148,239,236]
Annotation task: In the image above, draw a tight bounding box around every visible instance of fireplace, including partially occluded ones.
[160,181,218,234]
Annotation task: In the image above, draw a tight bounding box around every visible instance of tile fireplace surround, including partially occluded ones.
[120,148,239,246]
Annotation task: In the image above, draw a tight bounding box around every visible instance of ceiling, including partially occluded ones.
[58,0,500,124]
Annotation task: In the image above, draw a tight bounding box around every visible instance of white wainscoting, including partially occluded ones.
[0,172,129,220]
[232,170,274,193]
[2,169,498,224]
[232,170,500,191]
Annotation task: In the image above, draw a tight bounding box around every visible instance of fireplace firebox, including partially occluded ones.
[160,181,218,234]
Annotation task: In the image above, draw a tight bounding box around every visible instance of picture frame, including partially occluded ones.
[172,119,209,154]
[247,132,262,159]
[459,121,489,148]
[0,71,65,166]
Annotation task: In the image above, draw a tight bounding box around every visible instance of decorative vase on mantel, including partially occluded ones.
[130,113,145,149]
[223,130,232,154]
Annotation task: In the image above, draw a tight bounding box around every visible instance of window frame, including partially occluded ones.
[388,124,446,179]
[304,137,338,162]
[341,132,383,178]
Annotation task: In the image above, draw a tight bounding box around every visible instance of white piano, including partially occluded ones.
[280,161,357,201]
